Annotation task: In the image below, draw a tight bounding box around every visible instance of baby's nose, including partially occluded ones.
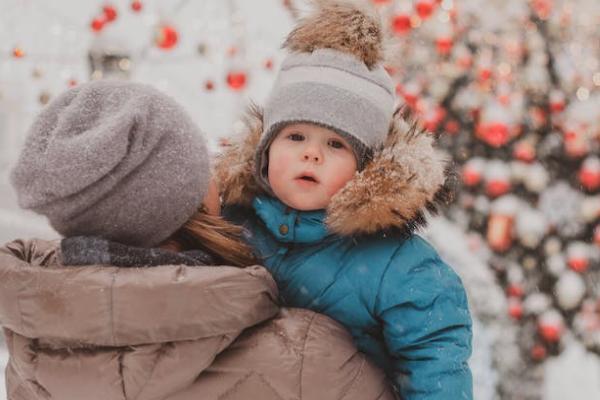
[303,153,320,162]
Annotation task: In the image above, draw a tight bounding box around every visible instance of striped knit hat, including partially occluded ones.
[255,0,395,192]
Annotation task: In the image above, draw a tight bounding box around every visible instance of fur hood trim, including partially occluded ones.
[283,0,384,69]
[214,105,453,237]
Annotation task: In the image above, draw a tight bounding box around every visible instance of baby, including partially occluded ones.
[217,2,473,399]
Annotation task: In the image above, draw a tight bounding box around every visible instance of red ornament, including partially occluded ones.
[391,13,412,35]
[462,166,482,187]
[531,344,547,361]
[68,79,78,88]
[508,298,523,320]
[103,5,118,22]
[531,0,553,20]
[487,214,514,252]
[403,92,419,109]
[264,58,274,70]
[568,257,589,273]
[477,122,510,148]
[12,47,25,58]
[131,1,143,12]
[415,0,435,20]
[444,120,460,135]
[372,0,392,4]
[423,106,446,132]
[486,179,511,198]
[478,67,493,82]
[226,70,247,91]
[155,25,179,50]
[538,322,562,343]
[550,90,565,113]
[513,141,536,163]
[563,129,589,158]
[204,80,215,91]
[578,158,600,191]
[506,284,524,298]
[594,226,600,247]
[91,17,106,32]
[436,36,453,55]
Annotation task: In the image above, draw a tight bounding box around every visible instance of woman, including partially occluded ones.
[0,80,394,400]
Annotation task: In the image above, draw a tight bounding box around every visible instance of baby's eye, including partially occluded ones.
[328,139,345,149]
[288,133,305,141]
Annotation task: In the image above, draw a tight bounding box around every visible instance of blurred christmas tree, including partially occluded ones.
[333,0,599,398]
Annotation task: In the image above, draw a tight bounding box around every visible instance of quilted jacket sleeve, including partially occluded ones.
[375,236,473,400]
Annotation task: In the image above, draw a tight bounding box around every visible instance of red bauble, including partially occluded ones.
[415,0,435,19]
[12,47,25,58]
[508,298,523,320]
[477,122,510,148]
[531,344,547,361]
[156,25,179,50]
[264,58,274,70]
[68,79,78,88]
[204,80,215,91]
[226,71,247,91]
[444,120,460,135]
[538,322,562,343]
[478,67,493,82]
[436,36,453,55]
[550,90,565,113]
[487,214,514,253]
[486,180,511,198]
[462,167,482,187]
[391,13,412,35]
[563,129,589,158]
[91,17,106,32]
[513,141,536,163]
[423,106,446,132]
[103,5,118,22]
[506,284,524,298]
[568,257,589,273]
[578,159,600,191]
[532,0,553,20]
[131,1,143,12]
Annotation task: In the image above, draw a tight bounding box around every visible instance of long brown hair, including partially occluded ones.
[163,206,257,267]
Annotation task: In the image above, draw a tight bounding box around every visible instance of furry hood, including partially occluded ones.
[214,105,453,237]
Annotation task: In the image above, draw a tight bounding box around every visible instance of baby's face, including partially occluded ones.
[267,123,357,211]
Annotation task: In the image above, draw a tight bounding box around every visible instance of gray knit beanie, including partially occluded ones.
[10,80,210,247]
[255,1,395,192]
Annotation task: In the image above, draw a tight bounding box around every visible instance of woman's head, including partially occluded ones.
[11,80,211,248]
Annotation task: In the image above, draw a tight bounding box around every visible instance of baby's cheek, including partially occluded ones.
[268,153,290,186]
[325,173,353,197]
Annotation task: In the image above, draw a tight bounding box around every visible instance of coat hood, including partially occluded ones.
[215,104,453,237]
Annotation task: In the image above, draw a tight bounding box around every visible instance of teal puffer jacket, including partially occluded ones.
[226,196,472,400]
[216,106,473,400]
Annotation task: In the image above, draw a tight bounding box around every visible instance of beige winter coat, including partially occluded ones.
[0,239,394,400]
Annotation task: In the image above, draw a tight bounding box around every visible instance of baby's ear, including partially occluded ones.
[214,103,265,206]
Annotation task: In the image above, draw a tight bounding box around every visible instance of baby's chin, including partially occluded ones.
[275,191,329,211]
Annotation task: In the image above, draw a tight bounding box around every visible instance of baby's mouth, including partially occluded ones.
[299,176,317,182]
[295,173,319,183]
